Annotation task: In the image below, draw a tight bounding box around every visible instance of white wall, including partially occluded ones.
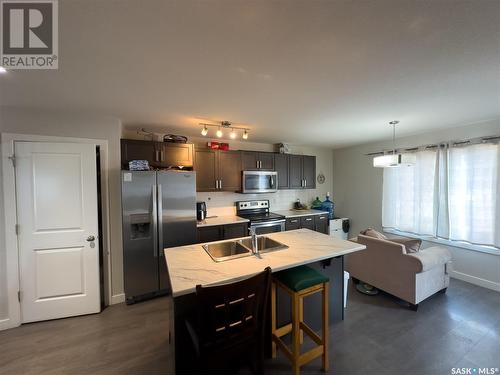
[0,106,124,323]
[332,118,500,291]
[122,130,335,214]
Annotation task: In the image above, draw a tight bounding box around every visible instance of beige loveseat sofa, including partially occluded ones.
[346,234,452,310]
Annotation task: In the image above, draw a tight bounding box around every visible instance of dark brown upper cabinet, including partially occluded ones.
[157,143,194,168]
[241,151,274,170]
[274,153,289,189]
[302,155,316,189]
[287,154,316,189]
[218,150,242,192]
[194,149,242,192]
[121,139,194,169]
[194,149,218,191]
[288,154,304,189]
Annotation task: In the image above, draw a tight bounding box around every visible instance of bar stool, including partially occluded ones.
[271,265,329,375]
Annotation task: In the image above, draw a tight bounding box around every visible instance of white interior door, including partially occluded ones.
[15,141,100,323]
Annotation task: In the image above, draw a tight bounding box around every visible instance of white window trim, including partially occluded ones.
[384,227,500,256]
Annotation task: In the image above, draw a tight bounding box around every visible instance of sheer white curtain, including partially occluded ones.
[382,150,437,236]
[382,142,500,248]
[443,143,499,247]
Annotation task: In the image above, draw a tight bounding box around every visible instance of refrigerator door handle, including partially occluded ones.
[157,184,164,257]
[152,184,158,258]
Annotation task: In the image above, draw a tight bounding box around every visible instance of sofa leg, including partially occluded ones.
[409,303,419,311]
[439,288,447,294]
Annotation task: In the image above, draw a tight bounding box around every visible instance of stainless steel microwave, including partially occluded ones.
[242,171,278,193]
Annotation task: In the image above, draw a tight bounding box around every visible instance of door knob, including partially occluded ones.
[86,235,96,242]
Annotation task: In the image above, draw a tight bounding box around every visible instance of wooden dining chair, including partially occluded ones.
[185,267,272,374]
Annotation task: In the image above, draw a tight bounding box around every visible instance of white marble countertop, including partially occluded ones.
[197,215,249,227]
[274,209,330,218]
[164,229,366,297]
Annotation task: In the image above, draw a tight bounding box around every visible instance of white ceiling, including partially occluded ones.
[1,0,499,147]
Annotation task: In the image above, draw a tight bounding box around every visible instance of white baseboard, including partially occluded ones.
[450,270,500,292]
[110,293,125,305]
[0,318,18,331]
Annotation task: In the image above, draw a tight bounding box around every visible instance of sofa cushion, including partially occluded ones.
[407,246,452,272]
[361,228,387,240]
[391,238,422,253]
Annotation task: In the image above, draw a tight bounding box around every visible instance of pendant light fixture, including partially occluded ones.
[373,121,416,168]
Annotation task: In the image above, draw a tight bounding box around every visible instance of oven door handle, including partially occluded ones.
[250,219,286,228]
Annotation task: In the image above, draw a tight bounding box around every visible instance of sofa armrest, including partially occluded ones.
[406,246,452,272]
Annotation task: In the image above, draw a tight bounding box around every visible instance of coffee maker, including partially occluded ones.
[196,201,207,221]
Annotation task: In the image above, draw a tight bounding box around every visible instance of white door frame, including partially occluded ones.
[1,133,113,330]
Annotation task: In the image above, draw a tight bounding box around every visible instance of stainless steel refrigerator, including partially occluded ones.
[121,170,197,304]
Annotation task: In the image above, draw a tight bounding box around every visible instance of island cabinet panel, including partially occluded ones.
[241,151,275,170]
[223,223,248,239]
[300,216,315,230]
[274,153,289,189]
[194,149,218,191]
[197,222,248,243]
[314,214,329,234]
[285,217,300,231]
[197,225,222,243]
[120,139,193,169]
[218,150,242,192]
[288,154,303,189]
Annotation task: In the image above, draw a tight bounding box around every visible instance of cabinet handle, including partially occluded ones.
[215,180,218,189]
[219,179,222,189]
[155,150,159,162]
[319,216,326,220]
[304,179,307,187]
[290,219,298,223]
[305,218,312,221]
[260,161,262,168]
[160,150,164,161]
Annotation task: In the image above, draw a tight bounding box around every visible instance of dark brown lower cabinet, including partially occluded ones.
[285,217,300,231]
[314,214,329,234]
[197,225,222,243]
[197,222,249,243]
[300,216,315,230]
[223,223,248,239]
[285,214,329,234]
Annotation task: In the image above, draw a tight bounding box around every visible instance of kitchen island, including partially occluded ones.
[164,229,365,374]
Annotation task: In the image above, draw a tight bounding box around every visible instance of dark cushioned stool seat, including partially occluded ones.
[275,265,329,292]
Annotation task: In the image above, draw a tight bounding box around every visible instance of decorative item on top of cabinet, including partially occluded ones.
[194,149,242,192]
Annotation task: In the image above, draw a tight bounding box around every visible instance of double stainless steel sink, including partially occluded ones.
[202,236,288,262]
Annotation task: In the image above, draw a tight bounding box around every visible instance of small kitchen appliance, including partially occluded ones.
[197,201,207,221]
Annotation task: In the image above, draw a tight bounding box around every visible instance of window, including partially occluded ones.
[382,142,500,249]
[382,150,437,236]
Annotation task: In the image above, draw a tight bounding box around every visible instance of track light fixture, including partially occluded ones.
[199,121,250,140]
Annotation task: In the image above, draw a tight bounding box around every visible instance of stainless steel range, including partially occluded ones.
[236,199,285,235]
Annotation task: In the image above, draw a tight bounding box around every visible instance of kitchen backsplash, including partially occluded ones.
[197,189,331,217]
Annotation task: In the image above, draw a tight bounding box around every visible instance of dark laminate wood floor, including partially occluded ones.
[1,279,499,375]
